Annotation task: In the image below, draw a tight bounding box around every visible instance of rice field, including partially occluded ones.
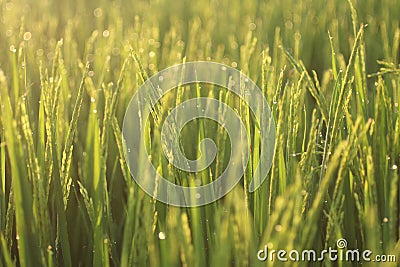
[0,0,399,266]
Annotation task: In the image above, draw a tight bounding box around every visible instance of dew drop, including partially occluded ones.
[158,232,166,240]
[93,8,103,18]
[274,225,282,232]
[23,32,32,41]
[102,30,110,38]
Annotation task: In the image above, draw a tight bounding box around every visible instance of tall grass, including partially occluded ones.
[0,0,399,266]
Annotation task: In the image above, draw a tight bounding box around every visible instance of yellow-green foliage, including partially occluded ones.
[0,0,399,266]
